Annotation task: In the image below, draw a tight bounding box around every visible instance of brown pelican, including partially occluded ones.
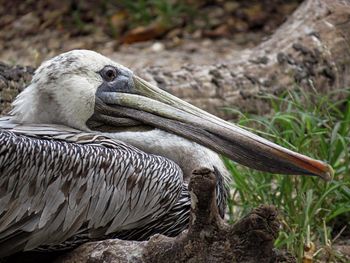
[0,50,332,257]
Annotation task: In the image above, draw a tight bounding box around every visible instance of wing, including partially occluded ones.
[0,125,183,256]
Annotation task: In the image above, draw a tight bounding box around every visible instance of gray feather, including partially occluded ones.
[0,121,184,256]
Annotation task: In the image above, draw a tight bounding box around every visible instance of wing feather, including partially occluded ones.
[0,123,184,256]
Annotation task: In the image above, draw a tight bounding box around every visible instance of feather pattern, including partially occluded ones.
[0,122,185,256]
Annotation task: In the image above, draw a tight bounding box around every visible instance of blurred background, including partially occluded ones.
[0,0,301,68]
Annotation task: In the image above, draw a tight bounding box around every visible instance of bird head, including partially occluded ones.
[11,50,132,130]
[11,49,333,180]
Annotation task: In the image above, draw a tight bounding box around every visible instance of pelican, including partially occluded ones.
[0,50,332,257]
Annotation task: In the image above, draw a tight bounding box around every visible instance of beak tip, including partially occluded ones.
[319,164,334,181]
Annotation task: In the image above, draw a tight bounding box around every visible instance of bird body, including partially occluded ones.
[0,118,226,256]
[0,50,332,257]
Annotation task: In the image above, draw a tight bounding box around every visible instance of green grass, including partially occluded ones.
[119,0,194,28]
[225,89,350,261]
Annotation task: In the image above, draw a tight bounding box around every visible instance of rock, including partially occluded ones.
[151,42,165,52]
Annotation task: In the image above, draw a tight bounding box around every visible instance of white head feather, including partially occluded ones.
[11,50,132,130]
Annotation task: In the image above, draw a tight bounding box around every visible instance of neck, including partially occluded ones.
[102,129,230,183]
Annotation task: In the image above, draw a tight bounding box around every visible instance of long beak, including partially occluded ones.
[93,75,333,181]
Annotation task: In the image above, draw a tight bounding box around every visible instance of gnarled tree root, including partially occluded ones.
[56,168,295,263]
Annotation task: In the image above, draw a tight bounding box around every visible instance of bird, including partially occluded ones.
[0,50,333,257]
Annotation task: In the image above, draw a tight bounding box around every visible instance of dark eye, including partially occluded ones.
[101,66,117,82]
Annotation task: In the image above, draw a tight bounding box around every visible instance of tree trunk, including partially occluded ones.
[138,0,350,119]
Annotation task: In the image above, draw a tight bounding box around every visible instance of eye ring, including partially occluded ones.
[101,66,118,82]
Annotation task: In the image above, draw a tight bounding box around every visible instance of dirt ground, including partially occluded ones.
[0,0,291,70]
[0,26,262,73]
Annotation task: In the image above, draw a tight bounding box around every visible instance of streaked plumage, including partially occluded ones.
[0,119,226,256]
[0,129,174,250]
[0,50,332,257]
